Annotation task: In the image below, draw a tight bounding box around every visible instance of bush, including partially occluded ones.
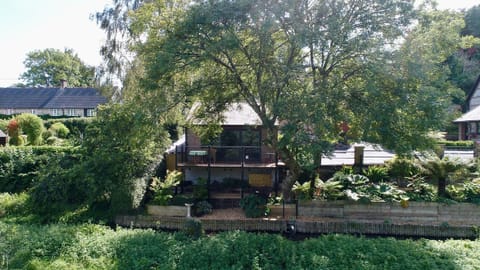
[0,119,8,133]
[194,200,212,216]
[193,177,208,201]
[81,103,170,214]
[149,170,182,205]
[386,157,420,186]
[182,219,204,239]
[0,147,75,193]
[45,117,93,140]
[239,193,267,218]
[27,151,90,215]
[363,166,388,183]
[16,113,45,145]
[49,122,70,138]
[438,140,474,148]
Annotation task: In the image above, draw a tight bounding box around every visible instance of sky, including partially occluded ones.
[0,0,479,87]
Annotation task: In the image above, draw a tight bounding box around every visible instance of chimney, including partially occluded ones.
[60,79,68,89]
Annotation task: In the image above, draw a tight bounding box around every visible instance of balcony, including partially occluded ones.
[174,145,280,168]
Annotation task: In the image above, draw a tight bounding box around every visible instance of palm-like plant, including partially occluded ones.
[418,155,466,197]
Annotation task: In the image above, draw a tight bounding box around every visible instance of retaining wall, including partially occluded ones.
[298,201,480,225]
[116,201,480,238]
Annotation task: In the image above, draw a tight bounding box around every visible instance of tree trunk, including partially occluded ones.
[437,177,447,197]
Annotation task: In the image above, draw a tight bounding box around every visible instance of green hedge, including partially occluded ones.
[0,146,77,193]
[438,140,474,148]
[44,118,93,138]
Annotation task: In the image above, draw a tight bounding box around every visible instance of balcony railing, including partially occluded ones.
[176,145,276,165]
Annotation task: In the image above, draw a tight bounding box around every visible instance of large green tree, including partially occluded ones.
[98,0,478,195]
[20,48,95,87]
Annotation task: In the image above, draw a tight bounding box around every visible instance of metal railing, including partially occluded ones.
[177,145,268,164]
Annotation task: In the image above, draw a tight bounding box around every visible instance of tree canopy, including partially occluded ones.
[20,48,95,87]
[96,0,480,194]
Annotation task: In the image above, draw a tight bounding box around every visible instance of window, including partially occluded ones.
[86,109,96,117]
[65,109,76,116]
[51,109,61,116]
[206,127,261,162]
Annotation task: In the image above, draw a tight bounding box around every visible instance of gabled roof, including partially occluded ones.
[0,129,6,137]
[0,87,107,109]
[189,102,269,126]
[466,74,480,110]
[454,105,480,123]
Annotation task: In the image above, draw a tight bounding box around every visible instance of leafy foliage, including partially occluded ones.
[363,166,389,183]
[49,122,70,139]
[0,147,75,193]
[1,223,480,269]
[149,171,182,205]
[239,194,267,218]
[193,177,208,201]
[182,218,204,239]
[418,155,468,197]
[16,113,45,145]
[27,151,89,216]
[82,102,170,214]
[194,201,212,217]
[20,48,95,87]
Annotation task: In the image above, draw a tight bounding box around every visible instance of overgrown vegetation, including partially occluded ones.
[1,220,480,269]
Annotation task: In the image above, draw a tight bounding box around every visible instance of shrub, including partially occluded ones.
[49,122,70,138]
[193,177,208,201]
[438,140,474,148]
[405,176,437,202]
[386,157,420,186]
[150,170,182,205]
[0,119,8,133]
[27,151,90,215]
[45,117,93,140]
[0,147,75,193]
[292,180,313,200]
[7,119,23,146]
[182,219,204,239]
[240,193,267,218]
[194,200,212,216]
[363,166,388,183]
[16,113,45,145]
[81,103,170,214]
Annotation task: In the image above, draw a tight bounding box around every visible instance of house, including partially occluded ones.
[167,103,399,199]
[454,75,480,140]
[167,103,285,197]
[0,86,107,117]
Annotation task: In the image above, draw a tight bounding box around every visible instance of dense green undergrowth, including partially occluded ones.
[1,221,480,270]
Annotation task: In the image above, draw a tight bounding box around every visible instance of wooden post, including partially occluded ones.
[207,146,211,200]
[274,152,279,197]
[241,147,245,187]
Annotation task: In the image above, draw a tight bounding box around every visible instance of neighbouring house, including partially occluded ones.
[0,129,6,146]
[167,103,285,197]
[0,85,107,117]
[454,75,480,140]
